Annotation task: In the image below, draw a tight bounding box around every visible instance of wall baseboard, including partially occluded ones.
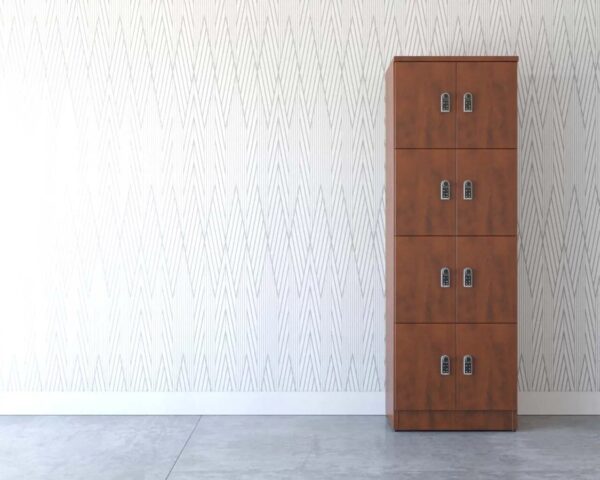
[518,392,600,415]
[0,392,598,415]
[0,392,384,415]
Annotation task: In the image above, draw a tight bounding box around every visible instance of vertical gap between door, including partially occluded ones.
[454,61,458,412]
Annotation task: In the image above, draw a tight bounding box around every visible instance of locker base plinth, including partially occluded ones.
[392,411,517,431]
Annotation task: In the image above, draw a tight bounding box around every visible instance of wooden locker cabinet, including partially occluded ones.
[386,56,518,431]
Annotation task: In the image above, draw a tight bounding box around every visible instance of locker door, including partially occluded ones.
[456,149,517,235]
[456,62,517,148]
[395,324,455,410]
[396,237,455,323]
[394,62,456,148]
[456,324,517,411]
[456,237,516,324]
[395,149,455,235]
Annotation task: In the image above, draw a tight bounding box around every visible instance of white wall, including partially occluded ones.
[0,0,598,414]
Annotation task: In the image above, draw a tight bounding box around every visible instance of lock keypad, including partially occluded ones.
[463,267,473,288]
[463,180,473,200]
[463,92,473,112]
[440,267,450,288]
[463,355,473,375]
[440,180,451,200]
[440,355,450,375]
[440,92,451,113]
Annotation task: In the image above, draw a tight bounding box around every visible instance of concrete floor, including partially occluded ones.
[0,416,598,479]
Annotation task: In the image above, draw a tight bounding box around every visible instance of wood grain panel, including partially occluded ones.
[456,236,516,324]
[395,324,455,410]
[394,411,455,430]
[394,62,456,148]
[456,149,517,235]
[396,237,455,323]
[456,324,517,411]
[394,411,516,431]
[395,149,455,235]
[456,62,517,148]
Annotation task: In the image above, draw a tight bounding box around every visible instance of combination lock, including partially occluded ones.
[440,267,450,288]
[440,92,451,113]
[440,355,451,376]
[463,92,473,112]
[463,180,473,200]
[463,267,473,288]
[440,180,451,200]
[463,355,473,375]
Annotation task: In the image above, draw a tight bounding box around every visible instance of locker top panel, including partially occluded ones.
[394,56,518,63]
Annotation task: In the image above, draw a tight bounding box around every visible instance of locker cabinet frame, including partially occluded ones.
[386,56,518,431]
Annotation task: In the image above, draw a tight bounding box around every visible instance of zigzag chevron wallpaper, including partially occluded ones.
[0,0,598,399]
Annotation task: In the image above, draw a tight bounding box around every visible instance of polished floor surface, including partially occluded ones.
[0,416,598,479]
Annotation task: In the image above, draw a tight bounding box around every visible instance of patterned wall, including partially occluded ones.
[0,0,597,396]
